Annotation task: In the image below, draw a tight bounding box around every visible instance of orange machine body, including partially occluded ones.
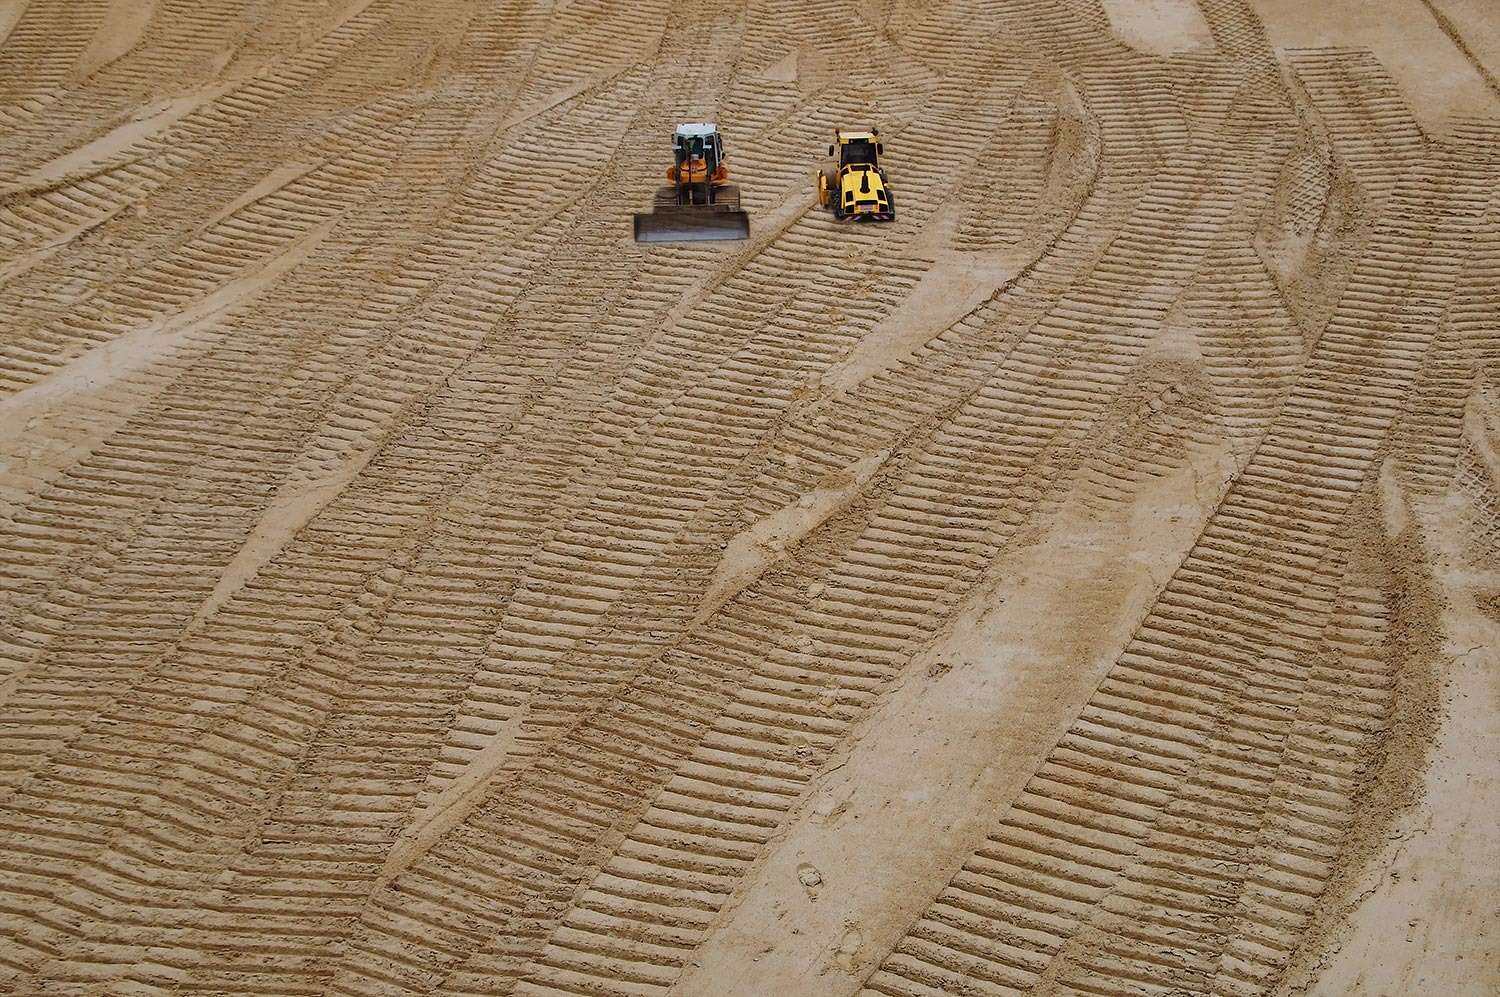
[667,158,729,185]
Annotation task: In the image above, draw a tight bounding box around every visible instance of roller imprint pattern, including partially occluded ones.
[0,1,1496,996]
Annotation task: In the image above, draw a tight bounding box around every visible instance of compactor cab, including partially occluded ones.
[818,128,895,222]
[633,123,750,242]
[832,134,881,167]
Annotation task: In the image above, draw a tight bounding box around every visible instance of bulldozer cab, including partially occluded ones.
[673,124,725,171]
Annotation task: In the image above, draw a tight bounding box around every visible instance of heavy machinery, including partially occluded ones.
[633,123,750,242]
[817,128,894,222]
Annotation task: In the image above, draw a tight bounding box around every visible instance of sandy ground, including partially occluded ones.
[0,1,1495,995]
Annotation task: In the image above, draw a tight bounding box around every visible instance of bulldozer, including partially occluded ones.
[633,123,750,242]
[817,128,894,221]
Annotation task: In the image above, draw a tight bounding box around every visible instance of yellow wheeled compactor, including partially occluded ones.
[817,128,895,222]
[633,123,750,242]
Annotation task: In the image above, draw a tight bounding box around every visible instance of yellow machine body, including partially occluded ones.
[818,129,895,222]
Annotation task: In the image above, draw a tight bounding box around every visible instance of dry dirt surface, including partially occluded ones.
[1,1,1497,995]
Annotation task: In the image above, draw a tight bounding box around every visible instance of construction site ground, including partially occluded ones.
[0,1,1496,995]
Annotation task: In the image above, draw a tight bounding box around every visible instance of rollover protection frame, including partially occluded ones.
[633,124,750,243]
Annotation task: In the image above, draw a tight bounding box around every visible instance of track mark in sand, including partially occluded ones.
[1454,380,1500,561]
[860,154,1494,997]
[0,86,233,199]
[0,194,134,284]
[0,99,419,395]
[693,449,890,625]
[823,255,1022,396]
[672,434,1235,996]
[1416,0,1500,102]
[0,215,335,427]
[166,161,370,627]
[0,0,103,122]
[0,157,320,286]
[188,433,380,628]
[379,701,533,887]
[0,0,30,52]
[497,63,636,133]
[199,157,328,230]
[0,0,1496,993]
[73,0,158,78]
[1462,385,1500,494]
[1100,0,1214,56]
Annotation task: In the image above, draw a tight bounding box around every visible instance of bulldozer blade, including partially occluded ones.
[633,207,750,243]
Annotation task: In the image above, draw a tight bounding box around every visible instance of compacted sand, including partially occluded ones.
[0,1,1496,995]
